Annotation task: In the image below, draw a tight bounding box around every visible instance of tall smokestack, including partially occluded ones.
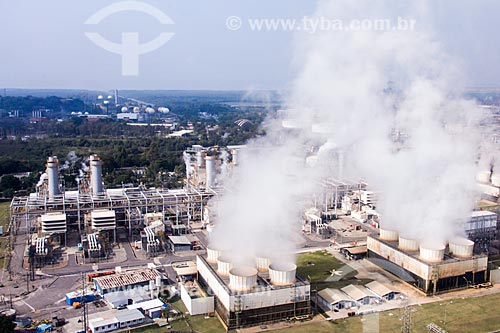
[46,156,60,199]
[196,151,206,168]
[205,155,216,188]
[89,154,103,196]
[231,149,239,166]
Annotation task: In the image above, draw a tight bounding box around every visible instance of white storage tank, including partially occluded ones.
[207,247,222,264]
[196,151,206,168]
[398,236,419,252]
[448,238,474,259]
[268,263,297,286]
[229,267,257,292]
[231,149,239,166]
[217,255,232,276]
[419,243,445,262]
[379,228,399,242]
[255,255,271,272]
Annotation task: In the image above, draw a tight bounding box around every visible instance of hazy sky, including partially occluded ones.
[0,0,498,91]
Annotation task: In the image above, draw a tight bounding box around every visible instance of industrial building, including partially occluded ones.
[88,309,145,333]
[186,251,310,330]
[317,288,357,311]
[367,229,489,295]
[9,153,218,259]
[93,267,163,296]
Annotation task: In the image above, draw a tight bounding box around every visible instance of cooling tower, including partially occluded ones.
[492,172,500,187]
[448,238,474,259]
[398,236,419,252]
[205,155,216,188]
[89,154,103,196]
[379,228,399,242]
[268,263,297,286]
[196,151,206,168]
[207,247,222,263]
[255,255,271,272]
[229,267,257,292]
[217,255,232,276]
[46,156,60,199]
[419,243,445,262]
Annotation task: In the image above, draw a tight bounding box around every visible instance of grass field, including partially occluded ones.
[0,202,11,270]
[296,250,370,290]
[132,296,225,333]
[0,201,10,231]
[269,292,500,333]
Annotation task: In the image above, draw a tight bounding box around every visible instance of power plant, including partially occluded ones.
[181,249,311,330]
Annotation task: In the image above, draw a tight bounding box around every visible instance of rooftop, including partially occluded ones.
[168,235,191,245]
[318,288,354,304]
[365,280,397,297]
[93,268,161,290]
[115,309,145,322]
[341,284,377,301]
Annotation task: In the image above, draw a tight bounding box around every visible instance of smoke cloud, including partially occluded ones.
[210,0,484,261]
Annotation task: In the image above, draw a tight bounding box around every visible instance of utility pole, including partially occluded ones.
[81,273,88,333]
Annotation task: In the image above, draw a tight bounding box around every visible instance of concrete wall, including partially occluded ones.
[196,256,231,309]
[367,236,488,281]
[180,283,215,315]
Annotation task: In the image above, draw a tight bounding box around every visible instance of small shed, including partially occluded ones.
[167,236,192,252]
[341,284,381,306]
[340,246,367,260]
[317,288,357,311]
[365,281,400,300]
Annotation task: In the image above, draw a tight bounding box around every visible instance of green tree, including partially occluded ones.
[0,314,15,333]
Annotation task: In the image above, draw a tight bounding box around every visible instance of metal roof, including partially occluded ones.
[168,235,191,245]
[345,245,367,255]
[172,261,197,276]
[127,298,165,311]
[115,309,145,322]
[318,288,354,305]
[471,210,497,217]
[341,284,377,301]
[365,281,398,297]
[93,268,160,290]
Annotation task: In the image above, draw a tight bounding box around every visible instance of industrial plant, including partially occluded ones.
[180,249,310,330]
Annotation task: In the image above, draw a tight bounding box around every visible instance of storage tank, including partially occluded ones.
[255,255,271,272]
[89,154,103,196]
[217,255,232,276]
[46,156,60,199]
[379,228,399,242]
[268,263,297,286]
[398,236,419,252]
[205,155,216,188]
[449,238,474,259]
[207,247,222,263]
[419,243,445,262]
[229,267,257,292]
[196,151,206,168]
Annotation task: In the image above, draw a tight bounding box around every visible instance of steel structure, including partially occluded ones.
[10,186,218,236]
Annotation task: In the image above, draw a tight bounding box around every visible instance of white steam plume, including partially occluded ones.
[210,0,484,261]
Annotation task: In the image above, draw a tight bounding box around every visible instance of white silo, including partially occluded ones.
[448,238,474,259]
[268,263,297,286]
[89,154,103,196]
[46,156,60,199]
[419,243,445,262]
[379,228,399,242]
[205,155,216,188]
[229,267,257,292]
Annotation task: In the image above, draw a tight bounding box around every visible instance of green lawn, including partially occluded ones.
[270,292,500,333]
[132,296,225,333]
[296,250,369,290]
[0,201,10,231]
